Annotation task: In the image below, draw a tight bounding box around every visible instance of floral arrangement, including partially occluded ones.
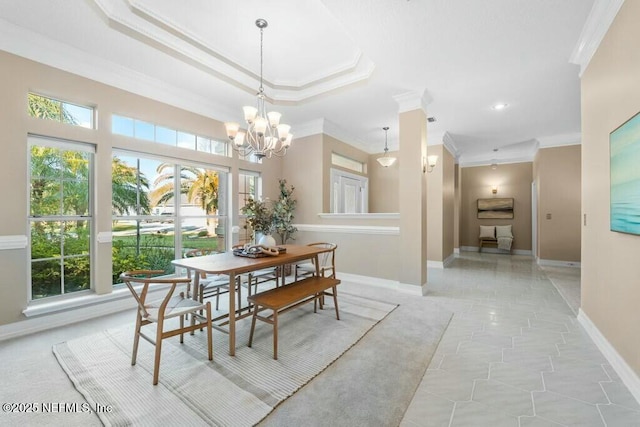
[241,179,297,244]
[272,179,297,244]
[241,198,274,237]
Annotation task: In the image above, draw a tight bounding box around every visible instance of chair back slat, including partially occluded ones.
[307,242,337,278]
[120,270,192,319]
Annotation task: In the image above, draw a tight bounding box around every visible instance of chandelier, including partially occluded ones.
[376,126,397,167]
[224,19,293,159]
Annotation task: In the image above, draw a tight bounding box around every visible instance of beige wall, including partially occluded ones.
[460,162,532,251]
[442,148,455,259]
[0,51,280,326]
[426,145,455,263]
[294,230,399,280]
[398,108,428,288]
[281,134,323,224]
[368,150,400,213]
[534,145,581,262]
[581,0,640,376]
[454,164,461,250]
[427,145,444,261]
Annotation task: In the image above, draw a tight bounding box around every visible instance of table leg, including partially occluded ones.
[192,269,199,301]
[280,265,285,287]
[314,255,321,276]
[228,271,236,356]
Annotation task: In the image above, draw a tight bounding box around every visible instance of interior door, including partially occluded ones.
[330,168,368,213]
[341,176,361,213]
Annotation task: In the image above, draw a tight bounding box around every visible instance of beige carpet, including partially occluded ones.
[53,294,397,426]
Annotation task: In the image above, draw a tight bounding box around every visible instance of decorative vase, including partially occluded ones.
[258,233,276,247]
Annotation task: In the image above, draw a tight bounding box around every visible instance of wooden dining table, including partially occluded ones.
[171,244,327,356]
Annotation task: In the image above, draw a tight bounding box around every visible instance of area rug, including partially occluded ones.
[53,293,397,426]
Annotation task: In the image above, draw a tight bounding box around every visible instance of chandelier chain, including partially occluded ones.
[259,26,264,94]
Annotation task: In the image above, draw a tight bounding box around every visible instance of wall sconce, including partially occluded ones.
[492,186,498,194]
[423,155,439,173]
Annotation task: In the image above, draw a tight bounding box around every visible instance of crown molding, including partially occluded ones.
[537,132,582,148]
[270,59,375,103]
[129,0,367,89]
[94,0,375,103]
[0,17,238,123]
[322,120,372,153]
[427,131,461,159]
[294,118,373,153]
[292,119,326,140]
[393,90,433,114]
[459,156,536,168]
[569,0,625,76]
[442,132,460,159]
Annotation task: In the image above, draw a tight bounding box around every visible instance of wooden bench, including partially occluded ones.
[479,237,498,250]
[247,276,341,359]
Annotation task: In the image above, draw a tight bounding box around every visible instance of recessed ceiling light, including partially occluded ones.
[492,103,508,111]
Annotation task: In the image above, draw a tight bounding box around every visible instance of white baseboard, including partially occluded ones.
[0,286,180,342]
[427,260,444,269]
[577,309,640,405]
[427,253,456,269]
[336,272,424,296]
[538,259,581,268]
[0,296,136,342]
[461,246,532,256]
[454,248,460,254]
[444,253,455,267]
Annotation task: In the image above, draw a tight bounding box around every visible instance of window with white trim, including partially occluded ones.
[28,93,94,129]
[29,136,94,300]
[238,171,261,245]
[111,152,229,284]
[331,152,365,174]
[111,114,229,157]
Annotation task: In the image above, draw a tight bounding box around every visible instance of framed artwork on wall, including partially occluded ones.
[477,198,514,219]
[610,110,640,235]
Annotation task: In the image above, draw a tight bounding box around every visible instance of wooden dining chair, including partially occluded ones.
[120,270,213,385]
[295,242,337,280]
[294,242,338,311]
[185,248,238,311]
[230,244,278,305]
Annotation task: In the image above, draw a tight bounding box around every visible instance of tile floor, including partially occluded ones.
[401,252,640,427]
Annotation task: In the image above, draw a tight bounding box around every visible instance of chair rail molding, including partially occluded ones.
[317,213,399,220]
[0,235,28,250]
[97,231,112,243]
[295,224,399,235]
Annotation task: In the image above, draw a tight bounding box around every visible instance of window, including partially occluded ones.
[238,148,262,164]
[29,137,94,300]
[330,168,368,213]
[27,93,94,129]
[331,152,365,174]
[111,152,229,284]
[238,171,261,245]
[112,114,229,157]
